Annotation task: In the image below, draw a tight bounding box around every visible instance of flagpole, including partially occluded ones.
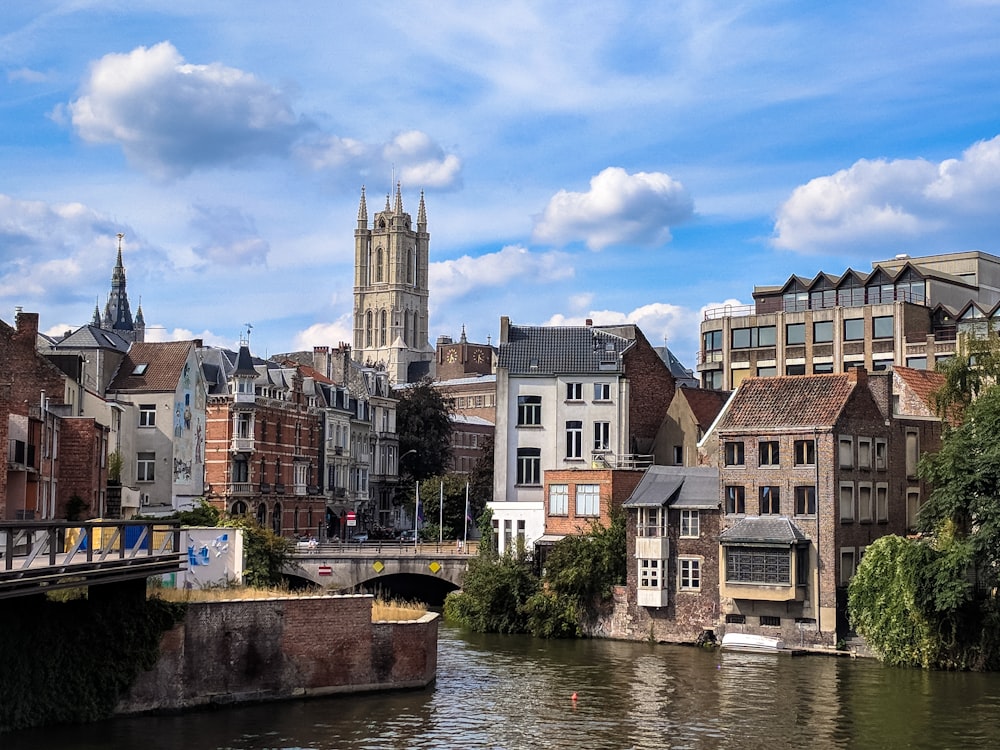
[414,481,419,549]
[464,480,470,550]
[439,481,444,546]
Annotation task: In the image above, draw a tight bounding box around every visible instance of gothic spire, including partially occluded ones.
[417,190,427,229]
[91,300,101,327]
[357,185,368,228]
[102,232,136,340]
[384,192,391,212]
[394,181,403,215]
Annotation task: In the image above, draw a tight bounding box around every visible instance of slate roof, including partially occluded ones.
[623,466,719,510]
[498,324,634,375]
[50,324,130,352]
[451,414,495,427]
[678,386,732,430]
[719,516,810,545]
[720,374,856,430]
[109,341,194,392]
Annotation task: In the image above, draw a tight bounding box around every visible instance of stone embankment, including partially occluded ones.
[117,594,438,715]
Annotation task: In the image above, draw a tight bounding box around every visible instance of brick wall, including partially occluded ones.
[117,595,438,715]
[623,328,676,454]
[58,419,108,519]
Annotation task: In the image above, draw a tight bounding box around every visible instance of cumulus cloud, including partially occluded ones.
[533,167,694,250]
[429,245,574,301]
[144,326,231,347]
[296,129,463,190]
[63,42,305,178]
[773,135,1000,253]
[189,204,269,265]
[292,317,355,351]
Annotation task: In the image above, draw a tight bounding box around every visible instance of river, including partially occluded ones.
[6,623,1000,749]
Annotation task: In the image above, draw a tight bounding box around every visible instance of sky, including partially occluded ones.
[4,1,1000,369]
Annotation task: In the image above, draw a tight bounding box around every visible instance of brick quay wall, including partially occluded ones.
[116,595,438,715]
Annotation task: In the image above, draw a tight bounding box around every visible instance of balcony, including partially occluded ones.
[259,482,272,494]
[231,437,254,452]
[293,484,307,496]
[274,483,286,494]
[229,483,253,496]
[703,303,754,320]
[234,392,255,404]
[8,439,36,469]
[592,453,654,470]
[637,587,669,608]
[635,536,669,560]
[307,485,320,495]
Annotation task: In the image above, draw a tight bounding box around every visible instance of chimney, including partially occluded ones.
[15,311,39,338]
[193,338,203,348]
[500,316,510,344]
[585,318,593,327]
[847,366,867,386]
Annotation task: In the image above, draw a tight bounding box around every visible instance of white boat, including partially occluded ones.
[721,632,784,653]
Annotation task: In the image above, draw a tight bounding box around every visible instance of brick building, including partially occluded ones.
[713,367,941,647]
[654,386,731,467]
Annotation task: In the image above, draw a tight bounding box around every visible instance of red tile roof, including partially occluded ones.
[892,366,946,415]
[109,341,195,392]
[721,374,856,430]
[679,386,731,429]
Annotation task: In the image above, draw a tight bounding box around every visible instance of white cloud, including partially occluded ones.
[64,42,304,178]
[544,301,702,359]
[773,135,1000,253]
[533,167,694,250]
[429,245,573,302]
[189,204,269,266]
[296,129,463,190]
[292,317,355,351]
[144,326,231,347]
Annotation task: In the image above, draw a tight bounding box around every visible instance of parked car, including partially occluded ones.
[349,533,369,544]
[398,529,417,542]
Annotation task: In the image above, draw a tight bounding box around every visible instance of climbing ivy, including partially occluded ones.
[0,591,186,732]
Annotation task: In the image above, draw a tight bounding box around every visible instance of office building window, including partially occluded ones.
[786,322,805,345]
[813,320,834,343]
[843,318,864,341]
[873,315,894,339]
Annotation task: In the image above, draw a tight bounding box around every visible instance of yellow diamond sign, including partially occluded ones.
[372,560,385,574]
[428,561,441,574]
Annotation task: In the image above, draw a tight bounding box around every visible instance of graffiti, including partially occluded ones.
[174,457,192,482]
[187,533,229,567]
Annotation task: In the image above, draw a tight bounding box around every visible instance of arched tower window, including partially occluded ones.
[365,310,373,347]
[375,247,384,283]
[407,247,413,284]
[379,309,387,347]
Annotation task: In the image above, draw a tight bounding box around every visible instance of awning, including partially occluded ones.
[535,534,566,544]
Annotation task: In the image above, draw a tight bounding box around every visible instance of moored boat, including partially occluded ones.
[720,632,784,653]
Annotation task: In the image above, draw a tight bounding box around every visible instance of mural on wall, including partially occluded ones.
[172,356,205,488]
[176,527,244,589]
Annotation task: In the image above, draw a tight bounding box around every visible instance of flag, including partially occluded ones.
[416,498,424,523]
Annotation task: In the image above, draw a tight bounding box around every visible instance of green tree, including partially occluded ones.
[933,332,1000,421]
[395,378,453,481]
[444,539,539,633]
[221,515,293,588]
[417,473,482,540]
[467,434,494,512]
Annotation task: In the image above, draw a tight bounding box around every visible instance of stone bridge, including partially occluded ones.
[286,541,475,600]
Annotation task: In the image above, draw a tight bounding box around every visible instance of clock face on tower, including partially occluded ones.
[474,350,485,363]
[447,350,458,363]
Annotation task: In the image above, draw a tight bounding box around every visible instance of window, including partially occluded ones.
[139,404,156,427]
[874,438,887,470]
[726,613,746,624]
[758,441,779,466]
[272,502,283,535]
[843,318,864,341]
[638,507,666,537]
[725,485,746,514]
[786,322,805,345]
[858,438,872,469]
[757,366,776,377]
[703,329,723,354]
[576,484,600,516]
[593,422,610,451]
[759,486,780,515]
[726,547,791,584]
[876,484,889,522]
[593,383,611,401]
[566,382,583,401]
[137,452,155,482]
[794,439,815,466]
[639,559,662,589]
[814,362,834,374]
[517,395,542,426]
[760,615,782,627]
[813,320,834,343]
[673,445,683,465]
[724,441,745,466]
[905,430,919,478]
[549,484,569,516]
[839,436,854,468]
[516,448,541,485]
[732,326,776,348]
[906,490,921,531]
[873,315,894,339]
[840,483,855,521]
[794,486,816,515]
[840,548,856,586]
[703,370,723,390]
[859,484,873,522]
[906,356,927,370]
[786,364,806,375]
[565,420,583,459]
[232,458,248,482]
[679,558,701,591]
[680,510,700,538]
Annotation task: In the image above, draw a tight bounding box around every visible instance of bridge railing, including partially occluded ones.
[1,520,184,599]
[292,539,480,557]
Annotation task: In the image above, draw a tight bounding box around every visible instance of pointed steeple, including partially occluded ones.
[91,300,101,327]
[460,324,467,344]
[394,182,403,215]
[357,185,368,229]
[102,232,137,340]
[384,192,391,212]
[417,190,427,230]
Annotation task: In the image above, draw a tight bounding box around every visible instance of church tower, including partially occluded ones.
[352,184,433,383]
[101,233,144,343]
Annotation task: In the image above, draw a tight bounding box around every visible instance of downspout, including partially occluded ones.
[815,426,821,638]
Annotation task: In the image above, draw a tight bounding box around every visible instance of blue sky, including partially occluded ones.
[4,1,1000,368]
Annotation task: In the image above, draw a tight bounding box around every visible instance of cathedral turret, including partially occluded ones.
[417,190,427,231]
[101,233,140,342]
[357,185,368,229]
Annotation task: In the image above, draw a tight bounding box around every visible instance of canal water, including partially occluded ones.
[7,623,1000,749]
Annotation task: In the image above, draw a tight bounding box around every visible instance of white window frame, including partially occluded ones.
[575,484,600,516]
[549,484,569,516]
[593,382,611,401]
[137,452,155,482]
[139,404,156,427]
[566,382,583,401]
[680,509,700,538]
[566,420,583,459]
[639,558,662,589]
[593,421,611,452]
[679,557,701,591]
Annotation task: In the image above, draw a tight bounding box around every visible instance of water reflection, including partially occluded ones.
[6,624,1000,749]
